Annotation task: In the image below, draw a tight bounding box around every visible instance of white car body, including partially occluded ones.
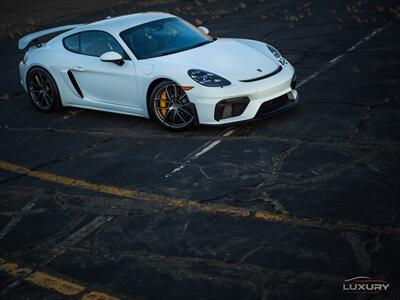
[19,12,298,125]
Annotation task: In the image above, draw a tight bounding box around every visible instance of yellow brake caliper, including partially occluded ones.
[160,90,168,117]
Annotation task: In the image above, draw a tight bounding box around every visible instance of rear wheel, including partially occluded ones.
[149,80,195,131]
[27,67,62,112]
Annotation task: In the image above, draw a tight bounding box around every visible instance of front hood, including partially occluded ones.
[161,38,279,82]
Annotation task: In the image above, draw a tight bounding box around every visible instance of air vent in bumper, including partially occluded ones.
[214,97,250,121]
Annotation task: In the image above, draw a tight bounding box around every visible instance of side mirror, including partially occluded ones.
[198,26,209,35]
[100,51,124,66]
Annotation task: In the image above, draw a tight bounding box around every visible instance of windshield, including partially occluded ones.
[120,17,214,59]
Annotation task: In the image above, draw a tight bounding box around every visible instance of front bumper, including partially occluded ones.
[254,89,299,120]
[187,63,298,125]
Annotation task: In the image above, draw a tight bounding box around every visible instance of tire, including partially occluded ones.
[149,80,195,131]
[27,67,62,113]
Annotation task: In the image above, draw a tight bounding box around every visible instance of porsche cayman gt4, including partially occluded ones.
[18,12,299,131]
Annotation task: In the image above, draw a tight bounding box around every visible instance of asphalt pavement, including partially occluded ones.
[0,0,399,299]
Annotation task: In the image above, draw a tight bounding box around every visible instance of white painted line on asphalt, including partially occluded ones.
[297,25,387,88]
[165,128,235,179]
[192,140,222,159]
[0,198,37,240]
[221,129,236,137]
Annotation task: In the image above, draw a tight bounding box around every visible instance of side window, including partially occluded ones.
[63,34,79,53]
[63,31,130,59]
[80,31,127,58]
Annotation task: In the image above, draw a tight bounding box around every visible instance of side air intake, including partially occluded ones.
[67,70,83,98]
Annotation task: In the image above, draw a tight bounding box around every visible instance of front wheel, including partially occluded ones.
[149,80,195,131]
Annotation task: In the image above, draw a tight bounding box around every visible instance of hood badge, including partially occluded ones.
[257,68,262,72]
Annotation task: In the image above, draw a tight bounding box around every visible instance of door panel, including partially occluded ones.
[63,30,140,110]
[69,53,139,108]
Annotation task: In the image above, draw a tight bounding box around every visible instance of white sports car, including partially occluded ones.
[18,12,298,131]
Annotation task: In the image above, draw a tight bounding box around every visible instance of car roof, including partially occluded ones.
[78,12,174,35]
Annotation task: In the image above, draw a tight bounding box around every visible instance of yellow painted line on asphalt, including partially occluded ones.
[26,271,86,296]
[0,160,249,217]
[0,160,399,235]
[82,291,120,300]
[0,262,32,278]
[0,259,119,299]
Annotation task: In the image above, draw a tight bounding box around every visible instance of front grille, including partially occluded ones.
[255,94,293,118]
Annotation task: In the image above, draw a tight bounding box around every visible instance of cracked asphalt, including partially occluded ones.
[0,0,399,299]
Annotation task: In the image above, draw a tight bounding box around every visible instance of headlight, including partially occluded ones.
[188,69,231,87]
[267,45,286,66]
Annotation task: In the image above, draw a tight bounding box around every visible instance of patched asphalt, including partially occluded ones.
[0,0,399,299]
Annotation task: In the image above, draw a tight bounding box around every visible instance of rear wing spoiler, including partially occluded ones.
[18,24,84,50]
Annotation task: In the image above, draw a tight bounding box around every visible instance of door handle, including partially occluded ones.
[71,66,85,72]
